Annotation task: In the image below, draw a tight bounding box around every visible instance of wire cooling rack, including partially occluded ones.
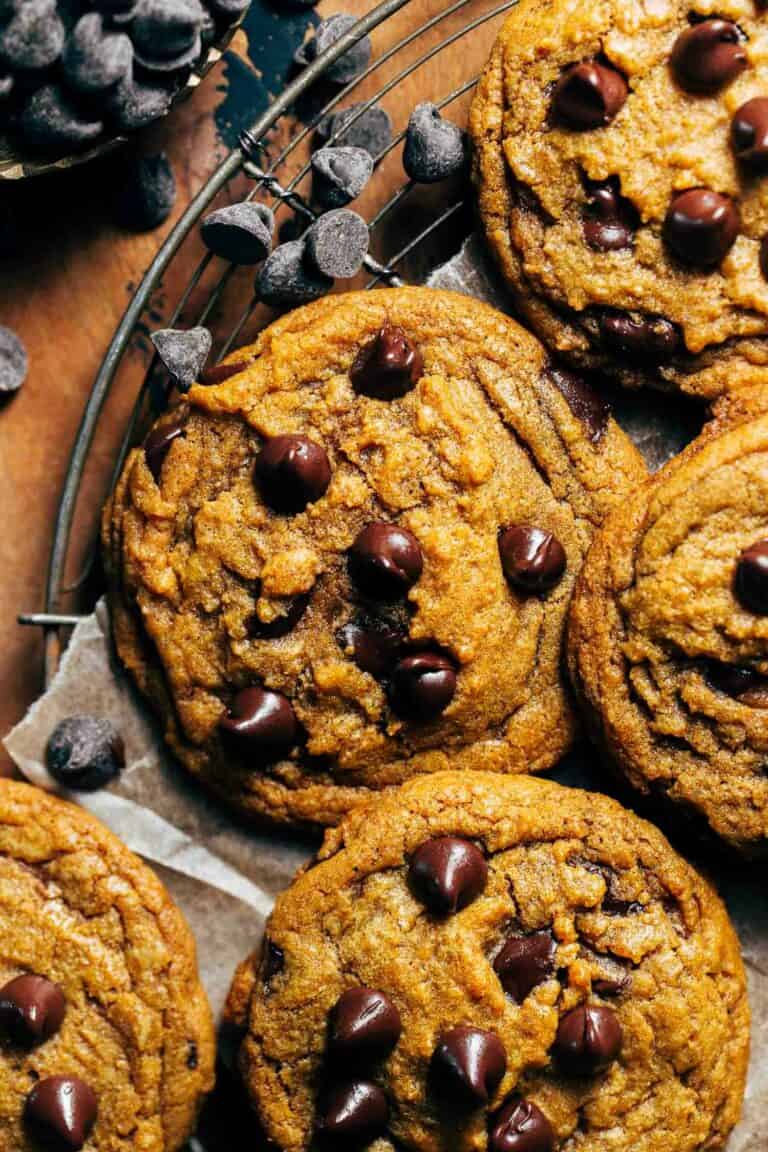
[20,0,518,687]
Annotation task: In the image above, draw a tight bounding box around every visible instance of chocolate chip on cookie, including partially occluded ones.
[732,97,768,168]
[489,1095,554,1152]
[499,526,566,593]
[24,1076,98,1152]
[670,19,747,95]
[315,1080,388,1145]
[328,988,401,1060]
[552,60,628,129]
[735,540,768,615]
[493,932,556,1004]
[143,418,186,483]
[430,1026,507,1108]
[255,434,331,514]
[664,188,741,268]
[389,651,457,721]
[348,523,423,600]
[0,975,66,1049]
[554,1004,623,1073]
[219,686,299,760]
[597,312,680,364]
[582,178,638,251]
[408,835,487,914]
[351,322,423,398]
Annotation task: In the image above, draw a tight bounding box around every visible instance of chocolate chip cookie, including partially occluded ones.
[470,0,768,399]
[568,387,768,853]
[225,770,749,1152]
[0,778,215,1151]
[103,288,646,829]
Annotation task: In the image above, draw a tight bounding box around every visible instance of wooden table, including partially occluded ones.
[0,0,508,773]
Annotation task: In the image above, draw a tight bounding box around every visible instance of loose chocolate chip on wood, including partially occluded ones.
[552,60,628,130]
[554,1003,623,1073]
[670,19,747,94]
[348,523,423,600]
[255,434,331,514]
[0,976,66,1049]
[150,326,211,391]
[664,188,740,268]
[390,651,457,721]
[115,152,176,231]
[201,202,275,265]
[24,1077,98,1152]
[489,1096,554,1152]
[545,365,609,443]
[143,418,186,482]
[351,323,423,399]
[329,988,402,1060]
[582,178,638,251]
[735,540,768,614]
[315,1080,387,1145]
[46,715,125,791]
[494,932,556,1003]
[0,325,27,396]
[499,526,566,593]
[219,686,299,761]
[403,102,468,183]
[598,311,680,363]
[408,836,487,914]
[430,1027,507,1108]
[732,98,768,168]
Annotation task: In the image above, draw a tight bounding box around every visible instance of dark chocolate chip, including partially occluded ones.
[247,595,309,639]
[24,1076,98,1152]
[408,836,487,915]
[18,85,103,155]
[315,102,392,158]
[732,98,768,168]
[403,102,468,183]
[219,686,298,762]
[389,651,457,721]
[664,188,741,268]
[295,14,371,86]
[150,326,211,391]
[670,19,747,94]
[761,236,768,282]
[255,434,331,514]
[0,325,27,396]
[582,178,638,251]
[493,932,556,1004]
[200,202,275,265]
[489,1095,554,1152]
[598,311,681,363]
[315,1080,387,1146]
[115,152,176,232]
[312,146,374,209]
[735,540,768,614]
[601,894,644,916]
[704,660,768,706]
[304,208,369,279]
[545,365,609,443]
[199,359,249,385]
[499,526,566,593]
[46,715,125,791]
[0,975,66,1049]
[108,75,172,131]
[62,12,133,95]
[351,323,423,399]
[0,0,65,71]
[348,523,423,600]
[336,617,405,678]
[143,418,186,482]
[328,987,401,1060]
[132,0,202,61]
[256,239,332,307]
[591,974,630,997]
[552,60,628,130]
[430,1027,506,1109]
[554,1003,623,1073]
[262,939,285,986]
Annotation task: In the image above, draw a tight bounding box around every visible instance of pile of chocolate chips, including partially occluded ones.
[0,0,249,158]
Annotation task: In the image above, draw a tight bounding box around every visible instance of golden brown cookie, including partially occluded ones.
[104,287,646,829]
[568,391,768,853]
[470,0,768,400]
[0,779,215,1151]
[226,770,749,1152]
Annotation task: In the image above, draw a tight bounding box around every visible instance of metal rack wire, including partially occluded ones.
[20,0,518,687]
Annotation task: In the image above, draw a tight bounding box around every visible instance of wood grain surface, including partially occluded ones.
[0,0,509,772]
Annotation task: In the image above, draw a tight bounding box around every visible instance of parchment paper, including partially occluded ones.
[4,235,766,1149]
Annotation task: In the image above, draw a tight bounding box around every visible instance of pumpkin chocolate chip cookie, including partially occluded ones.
[225,770,749,1152]
[470,0,768,399]
[568,388,768,854]
[103,288,646,829]
[0,778,214,1152]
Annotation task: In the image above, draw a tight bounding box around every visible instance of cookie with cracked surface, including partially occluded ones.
[470,0,768,400]
[568,388,768,853]
[224,770,749,1152]
[0,778,215,1152]
[103,287,646,829]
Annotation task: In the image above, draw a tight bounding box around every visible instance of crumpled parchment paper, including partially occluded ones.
[4,235,765,1149]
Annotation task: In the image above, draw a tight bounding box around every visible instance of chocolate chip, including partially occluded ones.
[108,75,172,131]
[0,325,27,396]
[0,976,66,1049]
[0,0,65,71]
[732,97,768,169]
[312,146,374,209]
[46,715,125,791]
[735,540,768,614]
[601,894,643,916]
[132,0,202,61]
[199,359,249,385]
[408,836,487,915]
[489,1096,554,1152]
[554,1004,623,1074]
[329,988,401,1060]
[143,418,185,482]
[24,1076,98,1152]
[704,660,768,706]
[761,236,768,282]
[545,365,609,443]
[133,32,201,75]
[403,102,468,183]
[390,651,457,721]
[664,188,740,268]
[552,60,628,130]
[186,1041,198,1069]
[201,202,275,265]
[295,14,371,85]
[115,152,176,232]
[19,85,103,155]
[254,434,331,514]
[262,939,284,986]
[598,311,680,363]
[351,323,423,399]
[305,209,369,279]
[348,523,423,600]
[247,595,309,639]
[219,686,298,762]
[670,19,747,94]
[430,1027,506,1109]
[256,240,332,307]
[62,13,133,94]
[150,326,211,391]
[582,178,638,251]
[499,526,566,593]
[315,102,392,157]
[337,617,405,678]
[315,1080,387,1146]
[493,932,556,1004]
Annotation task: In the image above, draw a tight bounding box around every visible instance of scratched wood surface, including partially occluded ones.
[0,0,510,772]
